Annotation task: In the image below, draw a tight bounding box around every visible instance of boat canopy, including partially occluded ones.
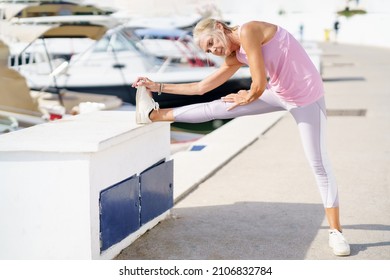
[2,23,108,44]
[0,1,113,20]
[1,15,116,45]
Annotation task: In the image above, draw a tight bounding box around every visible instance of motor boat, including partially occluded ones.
[12,21,251,108]
[0,19,123,128]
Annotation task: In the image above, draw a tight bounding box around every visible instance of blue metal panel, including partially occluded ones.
[99,176,140,251]
[140,160,174,225]
[190,145,206,151]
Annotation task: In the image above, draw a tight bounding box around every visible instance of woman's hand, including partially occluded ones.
[221,90,252,110]
[132,77,159,92]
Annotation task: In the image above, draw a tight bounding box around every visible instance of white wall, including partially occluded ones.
[0,111,171,259]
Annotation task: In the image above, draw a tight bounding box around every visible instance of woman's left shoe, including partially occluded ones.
[329,229,351,256]
[135,86,159,124]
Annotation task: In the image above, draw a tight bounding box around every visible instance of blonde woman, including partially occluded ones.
[132,18,350,256]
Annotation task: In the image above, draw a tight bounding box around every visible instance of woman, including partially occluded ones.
[132,18,350,256]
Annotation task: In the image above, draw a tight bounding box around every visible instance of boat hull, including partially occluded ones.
[41,77,252,108]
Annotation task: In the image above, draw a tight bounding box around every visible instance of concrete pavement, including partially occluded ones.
[116,42,390,260]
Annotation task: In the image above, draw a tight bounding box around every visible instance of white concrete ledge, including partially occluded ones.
[0,111,168,153]
[0,111,172,259]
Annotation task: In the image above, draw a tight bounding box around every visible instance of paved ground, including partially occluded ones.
[116,42,390,260]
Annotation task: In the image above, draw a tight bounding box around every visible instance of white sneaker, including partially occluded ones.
[329,229,350,256]
[135,86,159,124]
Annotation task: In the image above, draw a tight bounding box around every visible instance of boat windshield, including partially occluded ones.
[92,31,138,53]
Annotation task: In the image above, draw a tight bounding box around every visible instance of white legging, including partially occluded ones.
[173,90,339,208]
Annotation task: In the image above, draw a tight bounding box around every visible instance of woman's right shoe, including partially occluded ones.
[329,229,351,256]
[135,86,159,124]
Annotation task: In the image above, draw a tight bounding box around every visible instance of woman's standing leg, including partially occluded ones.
[290,97,350,256]
[290,97,339,209]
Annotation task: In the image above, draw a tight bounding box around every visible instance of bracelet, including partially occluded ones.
[158,83,164,95]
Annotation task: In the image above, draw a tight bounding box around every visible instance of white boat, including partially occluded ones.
[12,21,251,108]
[0,21,123,128]
[0,1,120,69]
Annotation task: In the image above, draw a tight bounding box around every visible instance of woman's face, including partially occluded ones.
[199,33,231,57]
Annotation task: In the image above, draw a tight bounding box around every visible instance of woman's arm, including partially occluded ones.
[133,55,243,96]
[241,22,268,101]
[222,21,270,110]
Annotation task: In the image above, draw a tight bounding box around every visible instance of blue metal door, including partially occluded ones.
[140,160,174,225]
[99,175,140,251]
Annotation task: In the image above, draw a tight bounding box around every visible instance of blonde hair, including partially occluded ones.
[193,18,238,51]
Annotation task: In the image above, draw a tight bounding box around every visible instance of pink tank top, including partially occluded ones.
[236,25,324,106]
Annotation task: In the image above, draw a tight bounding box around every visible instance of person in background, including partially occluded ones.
[333,19,340,42]
[132,18,350,256]
[299,22,304,42]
